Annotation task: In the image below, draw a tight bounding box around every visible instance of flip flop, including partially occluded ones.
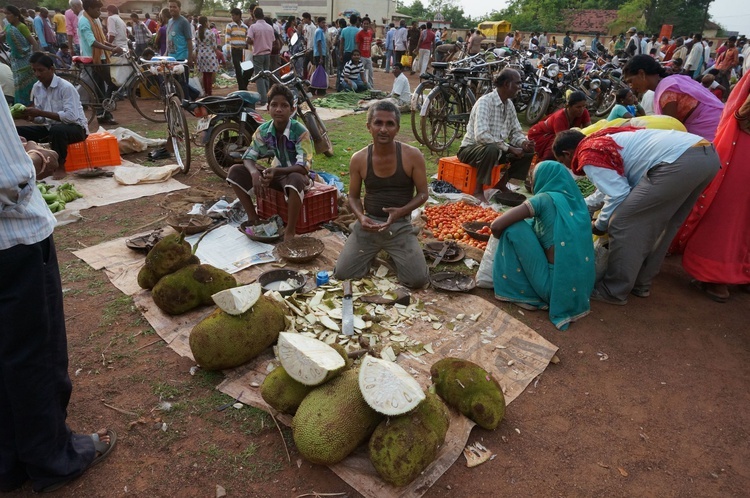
[148,147,171,161]
[39,429,117,493]
[690,280,729,303]
[74,168,114,178]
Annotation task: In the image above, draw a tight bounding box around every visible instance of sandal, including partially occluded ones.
[74,167,115,178]
[39,429,117,493]
[690,280,729,303]
[148,147,172,161]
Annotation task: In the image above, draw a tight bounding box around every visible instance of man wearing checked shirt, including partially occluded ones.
[226,8,249,90]
[458,69,535,204]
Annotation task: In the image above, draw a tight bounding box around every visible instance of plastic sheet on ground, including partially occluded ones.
[73,229,558,498]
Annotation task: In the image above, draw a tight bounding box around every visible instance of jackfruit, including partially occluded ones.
[292,369,383,465]
[430,358,505,430]
[260,366,316,414]
[152,263,237,315]
[137,233,199,290]
[189,295,286,370]
[369,393,450,486]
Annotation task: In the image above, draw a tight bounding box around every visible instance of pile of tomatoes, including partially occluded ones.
[424,201,500,250]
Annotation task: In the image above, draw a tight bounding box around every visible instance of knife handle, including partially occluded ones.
[343,280,352,298]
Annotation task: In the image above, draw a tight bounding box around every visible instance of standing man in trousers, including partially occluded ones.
[246,6,275,109]
[226,8,249,90]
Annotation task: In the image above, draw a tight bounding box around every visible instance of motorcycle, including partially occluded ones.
[525,57,566,125]
[249,34,333,157]
[182,88,265,180]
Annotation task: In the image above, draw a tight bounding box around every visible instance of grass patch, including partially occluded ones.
[99,295,136,328]
[59,260,99,283]
[152,381,183,400]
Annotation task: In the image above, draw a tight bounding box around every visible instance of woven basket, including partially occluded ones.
[276,237,325,263]
[166,214,213,235]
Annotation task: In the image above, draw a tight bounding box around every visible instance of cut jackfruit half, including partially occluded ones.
[359,356,425,416]
[211,283,261,315]
[277,332,346,386]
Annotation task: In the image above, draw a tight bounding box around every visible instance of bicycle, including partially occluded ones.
[57,50,184,123]
[143,57,191,173]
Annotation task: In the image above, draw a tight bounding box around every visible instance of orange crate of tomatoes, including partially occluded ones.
[437,157,506,194]
[423,201,500,250]
[65,132,121,171]
[257,183,338,234]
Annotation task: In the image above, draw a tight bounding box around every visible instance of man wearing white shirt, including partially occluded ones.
[393,20,408,66]
[105,5,129,50]
[388,63,410,110]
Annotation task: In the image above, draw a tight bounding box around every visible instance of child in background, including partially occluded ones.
[341,49,368,92]
[55,43,72,69]
[607,88,644,120]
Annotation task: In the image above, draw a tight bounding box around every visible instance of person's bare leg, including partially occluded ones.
[230,184,260,222]
[284,191,302,240]
[52,167,66,180]
[492,170,512,193]
[472,185,488,203]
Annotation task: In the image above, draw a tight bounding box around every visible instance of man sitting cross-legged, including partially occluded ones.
[227,84,313,241]
[14,51,88,179]
[333,100,430,288]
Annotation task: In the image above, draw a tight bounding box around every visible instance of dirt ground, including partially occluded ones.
[8,68,750,498]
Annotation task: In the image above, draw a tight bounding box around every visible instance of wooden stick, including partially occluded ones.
[103,402,137,417]
[135,338,163,351]
[132,215,168,233]
[270,412,291,463]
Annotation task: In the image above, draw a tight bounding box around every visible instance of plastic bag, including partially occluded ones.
[310,64,328,90]
[189,75,204,97]
[400,55,413,67]
[110,55,134,87]
[594,236,609,283]
[476,235,499,288]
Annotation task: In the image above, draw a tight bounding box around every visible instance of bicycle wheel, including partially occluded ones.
[167,96,191,174]
[420,84,463,153]
[129,73,185,122]
[205,121,253,180]
[303,111,334,157]
[58,73,98,124]
[411,80,435,145]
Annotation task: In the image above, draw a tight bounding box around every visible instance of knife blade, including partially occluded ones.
[432,242,450,268]
[341,280,354,336]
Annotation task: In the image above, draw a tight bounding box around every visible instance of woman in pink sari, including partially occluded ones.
[672,72,750,302]
[622,55,723,141]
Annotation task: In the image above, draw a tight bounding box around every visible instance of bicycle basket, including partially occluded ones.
[199,96,245,114]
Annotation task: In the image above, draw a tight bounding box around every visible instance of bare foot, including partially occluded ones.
[282,228,296,242]
[52,168,66,180]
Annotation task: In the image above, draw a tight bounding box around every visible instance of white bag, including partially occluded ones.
[109,55,134,87]
[189,75,204,97]
[476,235,499,289]
[594,236,609,283]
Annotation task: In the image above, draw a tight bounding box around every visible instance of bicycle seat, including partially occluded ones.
[72,56,93,64]
[280,72,296,84]
[227,90,261,106]
[432,62,449,69]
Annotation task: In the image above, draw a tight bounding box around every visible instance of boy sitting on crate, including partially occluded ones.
[226,84,313,241]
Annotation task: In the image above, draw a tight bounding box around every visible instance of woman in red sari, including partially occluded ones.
[678,71,750,302]
[527,91,591,161]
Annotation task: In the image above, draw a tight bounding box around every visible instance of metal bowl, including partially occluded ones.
[239,220,283,243]
[258,269,306,297]
[462,221,492,241]
[430,271,476,292]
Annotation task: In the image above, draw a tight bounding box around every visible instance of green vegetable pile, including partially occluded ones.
[313,90,375,109]
[10,103,26,118]
[576,177,596,197]
[37,183,83,213]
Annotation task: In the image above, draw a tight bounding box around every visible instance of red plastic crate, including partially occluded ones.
[66,132,121,171]
[257,183,338,234]
[437,156,506,194]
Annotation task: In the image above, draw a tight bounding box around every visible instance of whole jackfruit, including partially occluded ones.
[137,233,199,290]
[260,366,316,415]
[368,392,450,486]
[189,295,286,370]
[292,369,383,465]
[430,358,505,430]
[152,263,236,315]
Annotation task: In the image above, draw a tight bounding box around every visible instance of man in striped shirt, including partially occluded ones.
[341,49,368,92]
[226,8,249,90]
